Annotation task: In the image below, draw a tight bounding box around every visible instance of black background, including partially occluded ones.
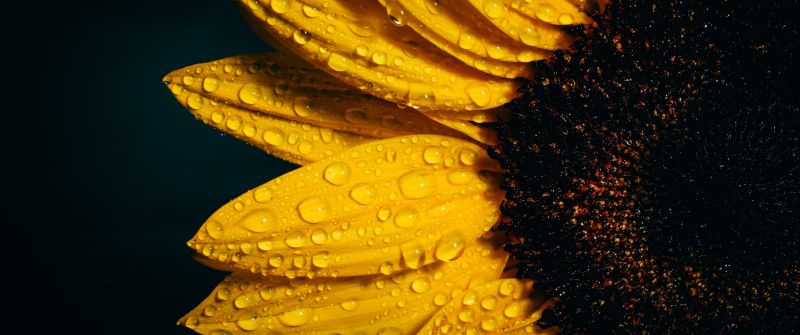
[8,1,293,333]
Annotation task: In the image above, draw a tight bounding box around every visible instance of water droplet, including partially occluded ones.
[371,51,387,65]
[257,239,274,251]
[236,313,262,331]
[226,116,243,130]
[278,308,313,327]
[344,108,369,124]
[434,293,448,306]
[424,0,441,14]
[319,128,334,143]
[260,287,275,301]
[292,97,315,117]
[234,293,258,309]
[253,187,273,203]
[302,5,319,17]
[292,29,311,45]
[462,290,479,305]
[355,45,369,57]
[293,255,306,268]
[348,21,374,37]
[459,148,478,165]
[311,228,328,244]
[327,53,351,72]
[298,140,313,154]
[206,221,224,239]
[270,0,291,14]
[558,13,574,25]
[285,231,308,248]
[203,305,218,316]
[268,254,284,267]
[297,196,330,223]
[447,170,475,185]
[458,308,475,322]
[481,317,497,331]
[519,27,541,46]
[238,83,262,104]
[535,4,557,23]
[400,240,425,269]
[379,262,393,275]
[458,32,476,50]
[394,207,420,229]
[486,43,508,60]
[504,301,522,318]
[239,209,277,233]
[423,147,444,164]
[340,299,359,311]
[325,24,336,34]
[311,252,330,268]
[481,295,498,310]
[323,162,351,185]
[240,242,254,254]
[393,57,404,66]
[202,76,220,92]
[398,171,438,199]
[186,93,203,110]
[350,183,376,205]
[435,231,466,261]
[465,86,491,107]
[216,287,231,301]
[411,277,431,293]
[377,207,392,221]
[496,280,517,299]
[263,128,285,145]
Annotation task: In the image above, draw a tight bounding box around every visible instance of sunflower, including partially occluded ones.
[164,0,597,334]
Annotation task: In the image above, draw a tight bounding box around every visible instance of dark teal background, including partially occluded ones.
[8,1,293,333]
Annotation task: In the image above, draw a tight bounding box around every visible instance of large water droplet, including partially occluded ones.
[327,53,351,72]
[285,231,308,248]
[398,171,438,199]
[293,97,315,117]
[481,295,498,310]
[499,279,517,296]
[423,147,444,164]
[459,148,478,165]
[394,207,420,229]
[297,196,330,223]
[234,293,258,309]
[410,277,431,293]
[400,240,425,269]
[202,76,220,92]
[323,162,351,185]
[186,93,203,110]
[292,29,311,45]
[504,301,522,318]
[240,209,277,233]
[270,0,291,14]
[458,308,476,322]
[340,299,359,311]
[311,228,328,244]
[278,308,313,327]
[447,170,475,185]
[236,313,262,331]
[206,221,224,239]
[253,187,273,203]
[311,252,330,268]
[371,51,387,65]
[481,318,497,331]
[535,4,557,23]
[435,231,466,261]
[348,21,374,37]
[408,83,436,106]
[263,128,285,145]
[344,108,369,124]
[458,32,476,50]
[483,0,503,18]
[350,183,376,205]
[238,83,262,104]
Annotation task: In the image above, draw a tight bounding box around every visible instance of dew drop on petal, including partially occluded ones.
[398,171,438,199]
[394,207,420,229]
[236,313,262,331]
[350,183,376,205]
[278,308,313,327]
[323,162,351,185]
[297,196,330,223]
[435,231,466,261]
[238,83,262,104]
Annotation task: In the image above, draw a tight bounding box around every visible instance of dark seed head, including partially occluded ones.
[493,0,800,333]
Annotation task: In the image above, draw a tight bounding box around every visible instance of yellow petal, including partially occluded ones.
[164,53,468,141]
[379,0,541,78]
[425,112,499,146]
[505,0,593,26]
[464,0,574,49]
[188,135,503,278]
[166,81,374,165]
[238,0,519,110]
[382,0,553,72]
[418,278,554,334]
[180,237,508,334]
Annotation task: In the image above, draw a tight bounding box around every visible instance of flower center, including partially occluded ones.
[492,1,799,333]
